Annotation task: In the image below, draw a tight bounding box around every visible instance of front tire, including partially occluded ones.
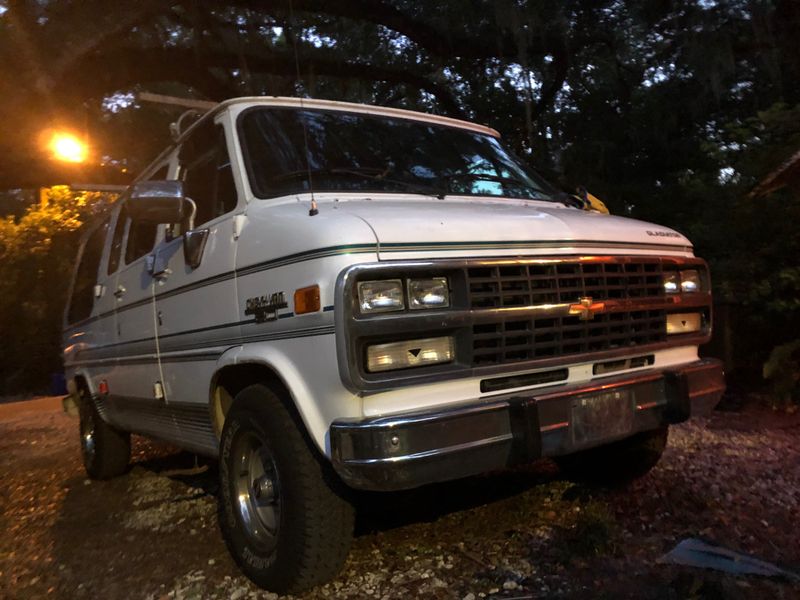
[79,395,130,479]
[555,426,669,486]
[218,383,354,594]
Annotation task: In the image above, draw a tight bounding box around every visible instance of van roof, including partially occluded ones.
[209,96,501,139]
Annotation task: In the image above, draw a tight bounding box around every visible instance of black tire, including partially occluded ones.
[555,426,669,486]
[79,395,131,480]
[218,383,354,594]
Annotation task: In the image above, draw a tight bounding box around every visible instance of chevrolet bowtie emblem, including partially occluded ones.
[568,296,606,321]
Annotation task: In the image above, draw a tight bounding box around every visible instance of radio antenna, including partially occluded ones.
[288,0,318,216]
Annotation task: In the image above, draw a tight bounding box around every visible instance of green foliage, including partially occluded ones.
[763,340,800,409]
[686,103,800,384]
[0,187,115,395]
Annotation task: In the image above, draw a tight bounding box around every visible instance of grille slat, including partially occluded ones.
[467,259,668,367]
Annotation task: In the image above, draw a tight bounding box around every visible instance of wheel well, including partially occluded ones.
[210,363,291,439]
[72,375,90,400]
[63,375,90,418]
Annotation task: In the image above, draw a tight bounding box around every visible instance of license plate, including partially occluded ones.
[571,388,634,445]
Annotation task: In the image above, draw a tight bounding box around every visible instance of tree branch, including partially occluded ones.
[231,0,535,59]
[45,0,169,84]
[54,47,463,115]
[532,40,569,121]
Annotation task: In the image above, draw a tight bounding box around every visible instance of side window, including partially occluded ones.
[180,123,238,227]
[120,164,170,266]
[150,164,170,180]
[125,220,158,264]
[68,219,109,323]
[107,206,127,275]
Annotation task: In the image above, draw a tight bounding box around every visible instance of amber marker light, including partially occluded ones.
[294,285,321,314]
[48,131,88,163]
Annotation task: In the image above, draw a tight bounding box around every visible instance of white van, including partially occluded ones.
[63,97,724,593]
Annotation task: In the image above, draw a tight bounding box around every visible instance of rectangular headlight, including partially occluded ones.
[680,269,701,293]
[366,336,454,372]
[358,280,404,313]
[408,277,450,310]
[663,272,679,294]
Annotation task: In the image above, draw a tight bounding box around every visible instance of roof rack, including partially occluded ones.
[137,93,219,140]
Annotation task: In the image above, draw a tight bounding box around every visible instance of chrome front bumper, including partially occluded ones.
[330,358,724,491]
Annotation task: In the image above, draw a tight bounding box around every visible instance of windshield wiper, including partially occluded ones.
[272,167,447,199]
[448,173,557,202]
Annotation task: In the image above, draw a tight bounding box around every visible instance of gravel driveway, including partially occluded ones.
[1,396,798,599]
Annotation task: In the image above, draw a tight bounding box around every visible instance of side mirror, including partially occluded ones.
[128,180,186,223]
[183,228,209,269]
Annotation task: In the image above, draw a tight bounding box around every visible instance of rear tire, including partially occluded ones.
[218,383,354,594]
[79,394,131,480]
[555,426,668,486]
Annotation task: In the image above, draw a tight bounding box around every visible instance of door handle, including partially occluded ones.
[113,285,126,299]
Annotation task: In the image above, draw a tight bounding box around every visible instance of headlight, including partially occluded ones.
[663,272,680,294]
[680,269,701,293]
[358,280,404,313]
[664,269,704,294]
[408,277,450,310]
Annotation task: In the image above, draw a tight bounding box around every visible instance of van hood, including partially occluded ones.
[328,197,692,257]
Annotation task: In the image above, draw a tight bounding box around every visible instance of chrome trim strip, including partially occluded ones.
[353,295,708,326]
[72,324,335,363]
[66,351,222,368]
[378,240,693,255]
[688,385,727,398]
[341,433,514,466]
[533,372,665,401]
[333,400,509,430]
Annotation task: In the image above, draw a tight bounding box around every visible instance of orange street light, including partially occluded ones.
[48,131,88,163]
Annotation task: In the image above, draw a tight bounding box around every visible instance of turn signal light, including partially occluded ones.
[294,285,321,314]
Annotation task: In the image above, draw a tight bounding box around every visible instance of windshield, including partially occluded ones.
[239,107,557,201]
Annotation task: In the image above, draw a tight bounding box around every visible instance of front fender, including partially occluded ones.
[214,337,358,456]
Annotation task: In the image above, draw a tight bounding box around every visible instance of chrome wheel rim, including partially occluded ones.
[233,431,281,551]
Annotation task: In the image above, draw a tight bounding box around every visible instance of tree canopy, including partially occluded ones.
[2,1,797,190]
[1,0,800,394]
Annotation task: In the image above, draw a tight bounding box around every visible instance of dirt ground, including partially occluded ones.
[0,396,798,600]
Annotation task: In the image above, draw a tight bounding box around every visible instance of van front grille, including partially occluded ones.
[466,258,668,367]
[466,260,665,309]
[471,310,667,366]
[342,255,710,391]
